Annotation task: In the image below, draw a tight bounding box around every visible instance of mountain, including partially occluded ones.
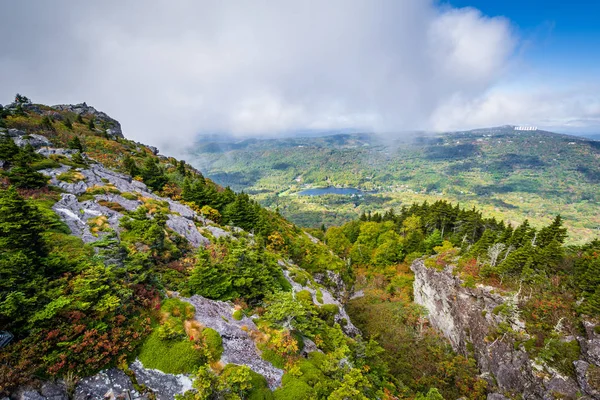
[1,98,599,399]
[189,128,600,244]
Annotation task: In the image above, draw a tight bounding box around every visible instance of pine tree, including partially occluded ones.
[4,145,48,189]
[67,136,84,152]
[177,160,186,175]
[76,114,84,124]
[141,157,168,191]
[0,134,20,165]
[88,118,96,130]
[537,215,568,247]
[63,118,73,130]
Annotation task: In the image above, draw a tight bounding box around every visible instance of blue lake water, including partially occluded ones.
[297,187,364,196]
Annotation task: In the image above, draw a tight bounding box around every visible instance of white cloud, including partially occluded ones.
[1,0,596,155]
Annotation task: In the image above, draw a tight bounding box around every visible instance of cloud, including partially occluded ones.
[431,84,600,134]
[2,0,595,155]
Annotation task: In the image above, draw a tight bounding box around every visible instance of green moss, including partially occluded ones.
[138,331,204,374]
[273,375,317,400]
[121,192,139,201]
[261,348,286,369]
[290,270,308,286]
[492,304,507,315]
[296,290,313,303]
[277,272,293,292]
[315,289,324,304]
[202,327,223,362]
[57,169,86,183]
[233,309,244,321]
[247,369,274,400]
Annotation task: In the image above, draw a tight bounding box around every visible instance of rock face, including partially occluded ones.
[52,103,124,138]
[129,360,193,400]
[1,128,51,148]
[182,295,285,389]
[411,259,600,399]
[40,160,211,247]
[282,268,360,337]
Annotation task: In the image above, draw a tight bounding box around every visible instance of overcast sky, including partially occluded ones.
[1,1,599,154]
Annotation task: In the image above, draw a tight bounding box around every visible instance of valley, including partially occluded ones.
[190,128,600,244]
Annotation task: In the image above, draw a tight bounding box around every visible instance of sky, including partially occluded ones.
[0,0,599,154]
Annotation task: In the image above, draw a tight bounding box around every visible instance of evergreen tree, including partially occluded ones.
[0,134,20,165]
[4,145,47,189]
[141,157,168,191]
[88,118,96,130]
[63,118,73,130]
[67,136,84,152]
[76,114,84,124]
[537,215,568,247]
[123,155,140,177]
[177,160,186,175]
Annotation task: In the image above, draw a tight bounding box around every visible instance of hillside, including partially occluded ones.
[189,128,600,244]
[2,97,599,400]
[0,96,490,399]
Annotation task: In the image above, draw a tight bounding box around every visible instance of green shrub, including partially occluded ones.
[296,290,313,304]
[31,158,60,171]
[538,338,580,377]
[202,327,223,362]
[273,375,316,400]
[247,369,274,400]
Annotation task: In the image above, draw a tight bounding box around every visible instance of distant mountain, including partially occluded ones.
[190,127,600,243]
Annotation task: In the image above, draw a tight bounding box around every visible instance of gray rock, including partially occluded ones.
[411,258,585,399]
[182,295,284,389]
[52,103,124,138]
[11,389,45,400]
[580,321,600,366]
[13,134,50,148]
[74,369,145,400]
[7,128,26,137]
[52,193,122,243]
[166,215,210,248]
[301,338,321,356]
[487,394,509,400]
[40,383,68,400]
[205,225,231,239]
[147,146,159,155]
[130,360,192,400]
[284,269,360,337]
[36,148,75,157]
[95,193,142,212]
[575,361,600,398]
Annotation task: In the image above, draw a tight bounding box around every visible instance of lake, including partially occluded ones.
[297,187,364,196]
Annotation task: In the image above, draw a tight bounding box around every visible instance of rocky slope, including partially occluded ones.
[411,259,600,399]
[1,102,360,399]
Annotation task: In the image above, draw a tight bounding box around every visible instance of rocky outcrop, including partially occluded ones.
[1,128,50,148]
[129,360,193,400]
[282,267,360,337]
[52,194,122,244]
[40,160,212,247]
[52,103,124,138]
[411,259,600,399]
[182,295,284,390]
